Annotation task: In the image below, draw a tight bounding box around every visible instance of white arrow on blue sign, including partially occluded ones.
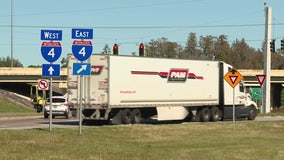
[72,63,91,76]
[41,30,62,41]
[42,64,60,77]
[72,28,93,39]
[41,42,62,63]
[72,40,93,61]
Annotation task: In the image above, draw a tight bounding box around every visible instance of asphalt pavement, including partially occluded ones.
[0,116,283,130]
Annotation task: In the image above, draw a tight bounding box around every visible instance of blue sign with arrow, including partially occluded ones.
[42,64,60,77]
[73,63,91,76]
[41,42,62,63]
[72,40,93,61]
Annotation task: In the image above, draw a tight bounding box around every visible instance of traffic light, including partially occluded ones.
[113,44,119,55]
[139,43,144,56]
[270,39,275,52]
[281,39,284,51]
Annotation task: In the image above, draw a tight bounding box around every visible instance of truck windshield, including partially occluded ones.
[239,82,244,92]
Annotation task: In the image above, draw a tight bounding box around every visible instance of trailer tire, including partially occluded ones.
[122,109,131,124]
[71,109,78,118]
[248,106,257,120]
[200,108,210,122]
[131,109,142,124]
[210,107,219,122]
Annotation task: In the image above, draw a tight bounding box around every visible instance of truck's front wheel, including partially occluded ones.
[36,105,43,113]
[248,106,257,120]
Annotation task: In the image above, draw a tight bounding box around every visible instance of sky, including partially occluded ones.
[0,0,283,67]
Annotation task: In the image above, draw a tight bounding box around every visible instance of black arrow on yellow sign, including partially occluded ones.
[224,67,243,88]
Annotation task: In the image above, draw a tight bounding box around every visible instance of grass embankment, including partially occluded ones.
[0,98,284,159]
[262,106,284,116]
[0,121,283,160]
[0,98,40,117]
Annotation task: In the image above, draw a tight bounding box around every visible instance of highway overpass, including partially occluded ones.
[0,67,67,96]
[1,67,284,83]
[0,67,283,109]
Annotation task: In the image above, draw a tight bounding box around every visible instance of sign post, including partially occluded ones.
[71,28,93,135]
[256,74,266,113]
[38,79,49,114]
[224,68,243,129]
[40,29,62,132]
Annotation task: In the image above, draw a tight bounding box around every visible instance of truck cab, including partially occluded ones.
[30,84,47,112]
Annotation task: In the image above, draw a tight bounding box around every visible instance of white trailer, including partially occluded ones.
[67,54,258,124]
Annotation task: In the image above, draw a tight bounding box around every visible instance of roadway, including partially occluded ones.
[0,116,78,130]
[0,116,283,130]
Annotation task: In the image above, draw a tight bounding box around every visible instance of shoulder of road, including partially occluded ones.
[0,116,42,121]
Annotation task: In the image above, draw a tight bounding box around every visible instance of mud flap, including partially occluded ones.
[111,110,123,125]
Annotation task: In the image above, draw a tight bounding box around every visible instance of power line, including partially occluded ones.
[0,0,205,18]
[1,23,284,29]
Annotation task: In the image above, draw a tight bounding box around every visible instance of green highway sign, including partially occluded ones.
[252,88,262,99]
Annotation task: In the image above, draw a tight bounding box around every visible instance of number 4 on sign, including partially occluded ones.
[48,48,55,58]
[79,47,86,57]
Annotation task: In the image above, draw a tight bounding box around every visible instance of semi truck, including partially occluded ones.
[67,54,258,124]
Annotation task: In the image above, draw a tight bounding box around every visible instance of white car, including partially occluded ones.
[44,96,69,119]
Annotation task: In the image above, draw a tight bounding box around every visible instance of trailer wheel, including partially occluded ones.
[248,106,257,120]
[210,107,219,122]
[71,109,78,118]
[200,108,210,122]
[122,109,131,124]
[131,109,142,124]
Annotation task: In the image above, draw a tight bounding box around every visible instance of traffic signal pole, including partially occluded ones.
[263,6,272,113]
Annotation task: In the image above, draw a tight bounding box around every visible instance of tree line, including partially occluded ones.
[1,32,284,69]
[144,32,284,69]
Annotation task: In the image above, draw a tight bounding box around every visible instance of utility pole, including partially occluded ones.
[263,6,272,113]
[11,0,14,68]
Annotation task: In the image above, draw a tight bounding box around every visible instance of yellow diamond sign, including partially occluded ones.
[224,68,243,88]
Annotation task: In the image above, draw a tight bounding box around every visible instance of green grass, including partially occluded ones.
[0,121,283,160]
[259,106,284,117]
[0,98,284,159]
[0,98,40,117]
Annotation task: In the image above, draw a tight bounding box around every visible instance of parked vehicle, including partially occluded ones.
[44,96,69,119]
[67,54,258,124]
